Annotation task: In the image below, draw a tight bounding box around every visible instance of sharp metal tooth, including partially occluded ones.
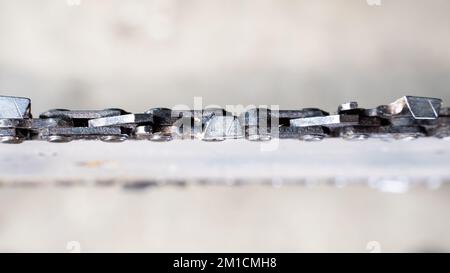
[387,96,442,120]
[202,116,244,141]
[0,95,32,119]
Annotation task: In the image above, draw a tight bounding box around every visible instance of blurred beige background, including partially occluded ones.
[1,0,450,113]
[1,185,450,253]
[1,0,450,253]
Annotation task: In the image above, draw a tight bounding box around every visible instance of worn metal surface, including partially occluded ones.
[0,139,449,189]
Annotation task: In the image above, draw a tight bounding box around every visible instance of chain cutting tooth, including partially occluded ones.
[202,116,244,141]
[387,96,441,120]
[0,96,31,119]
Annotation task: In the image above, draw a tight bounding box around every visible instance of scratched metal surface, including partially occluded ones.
[0,139,449,189]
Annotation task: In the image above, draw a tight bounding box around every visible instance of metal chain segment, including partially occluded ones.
[0,95,449,143]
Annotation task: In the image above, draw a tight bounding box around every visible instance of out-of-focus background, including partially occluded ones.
[1,0,450,253]
[1,0,450,112]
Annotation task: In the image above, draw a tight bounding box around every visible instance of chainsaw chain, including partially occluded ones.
[0,95,449,143]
